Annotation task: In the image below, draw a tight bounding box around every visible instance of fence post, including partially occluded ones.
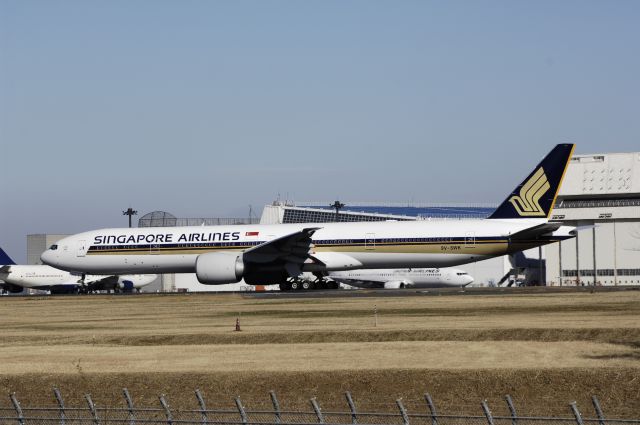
[481,400,495,425]
[424,393,438,425]
[195,390,208,425]
[53,387,66,425]
[345,392,358,425]
[591,396,605,425]
[123,388,135,425]
[570,402,584,425]
[10,393,24,425]
[311,398,324,424]
[396,399,410,425]
[235,397,248,425]
[85,394,100,425]
[269,391,282,424]
[159,395,173,425]
[505,395,517,425]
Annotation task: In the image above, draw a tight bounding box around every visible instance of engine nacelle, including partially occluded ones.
[117,279,135,291]
[384,281,406,289]
[1,283,24,293]
[196,252,244,284]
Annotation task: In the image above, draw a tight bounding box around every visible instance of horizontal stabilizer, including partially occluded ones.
[509,223,563,240]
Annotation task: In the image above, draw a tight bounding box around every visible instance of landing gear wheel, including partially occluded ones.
[301,281,313,290]
[290,281,301,290]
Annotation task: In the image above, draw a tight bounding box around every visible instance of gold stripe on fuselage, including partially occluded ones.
[85,239,554,257]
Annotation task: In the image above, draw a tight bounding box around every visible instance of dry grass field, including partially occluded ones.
[0,289,639,417]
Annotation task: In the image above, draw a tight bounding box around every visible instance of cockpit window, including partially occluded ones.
[49,244,58,250]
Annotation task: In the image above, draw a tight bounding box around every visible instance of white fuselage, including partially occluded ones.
[0,265,156,291]
[41,219,574,279]
[0,265,71,289]
[329,268,474,289]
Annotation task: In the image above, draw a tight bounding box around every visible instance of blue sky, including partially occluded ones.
[1,1,640,262]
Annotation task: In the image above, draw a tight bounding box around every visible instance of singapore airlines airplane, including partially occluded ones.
[0,248,156,294]
[42,144,576,287]
[328,268,474,289]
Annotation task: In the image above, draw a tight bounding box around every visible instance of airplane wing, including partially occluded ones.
[508,223,563,241]
[0,265,12,274]
[243,227,321,277]
[84,275,117,284]
[332,278,383,289]
[244,227,321,263]
[83,275,119,291]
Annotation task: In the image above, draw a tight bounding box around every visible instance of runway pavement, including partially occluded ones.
[246,284,640,299]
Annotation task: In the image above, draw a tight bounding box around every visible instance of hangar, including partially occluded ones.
[546,151,640,286]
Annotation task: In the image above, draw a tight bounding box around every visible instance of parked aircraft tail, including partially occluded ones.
[488,143,574,219]
[0,247,16,265]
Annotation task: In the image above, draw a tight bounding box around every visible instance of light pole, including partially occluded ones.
[123,208,138,228]
[331,201,345,222]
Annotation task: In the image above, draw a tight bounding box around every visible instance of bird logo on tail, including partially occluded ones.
[508,167,550,217]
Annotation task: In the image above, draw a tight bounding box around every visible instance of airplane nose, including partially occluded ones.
[40,250,54,266]
[465,276,475,285]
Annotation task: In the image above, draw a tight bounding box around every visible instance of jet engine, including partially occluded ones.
[196,252,244,284]
[1,282,24,293]
[117,279,135,292]
[384,281,407,289]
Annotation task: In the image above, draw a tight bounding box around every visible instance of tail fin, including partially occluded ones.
[488,143,575,220]
[0,247,16,265]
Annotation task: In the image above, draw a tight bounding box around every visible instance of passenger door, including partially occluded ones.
[76,240,86,257]
[464,232,476,248]
[365,233,376,250]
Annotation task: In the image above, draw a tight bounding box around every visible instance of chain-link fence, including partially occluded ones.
[1,390,638,425]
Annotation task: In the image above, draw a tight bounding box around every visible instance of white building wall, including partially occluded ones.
[464,256,509,287]
[174,274,255,292]
[546,241,562,286]
[546,151,640,286]
[595,222,618,274]
[562,152,640,195]
[161,273,176,292]
[548,221,640,286]
[260,205,285,225]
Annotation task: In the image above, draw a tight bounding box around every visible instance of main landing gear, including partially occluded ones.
[279,277,340,291]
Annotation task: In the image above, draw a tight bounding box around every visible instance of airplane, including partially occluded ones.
[328,268,474,289]
[0,247,156,294]
[281,267,473,290]
[42,144,577,288]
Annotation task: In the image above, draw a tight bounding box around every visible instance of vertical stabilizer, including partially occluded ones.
[488,144,575,219]
[0,247,16,265]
